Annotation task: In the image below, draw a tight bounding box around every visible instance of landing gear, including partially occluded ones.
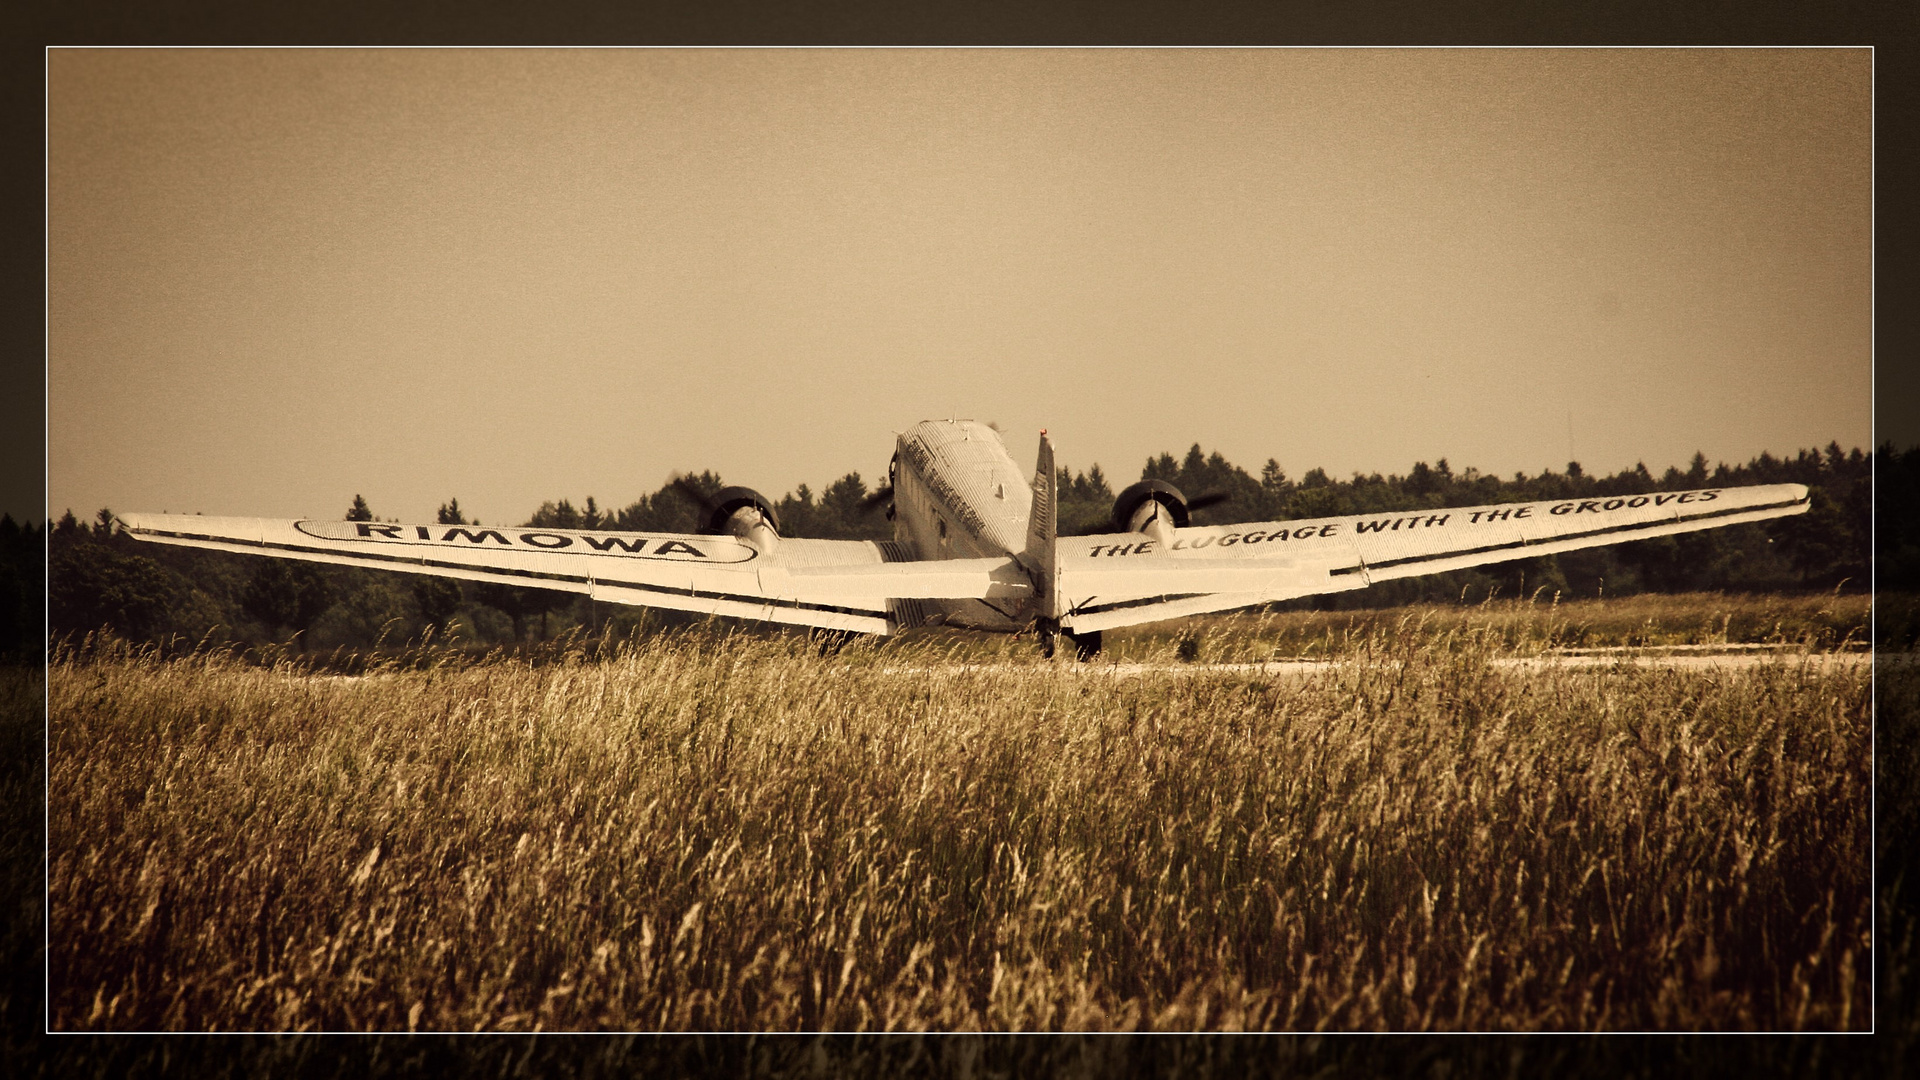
[1069,629,1103,661]
[1036,619,1102,661]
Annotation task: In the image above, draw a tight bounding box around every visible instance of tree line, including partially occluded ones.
[1060,441,1879,609]
[26,439,1900,654]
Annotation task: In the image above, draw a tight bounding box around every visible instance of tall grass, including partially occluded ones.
[1107,590,1873,664]
[47,614,1870,1031]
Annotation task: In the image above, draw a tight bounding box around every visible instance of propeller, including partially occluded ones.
[1185,491,1231,514]
[669,477,783,535]
[858,485,894,515]
[667,474,719,518]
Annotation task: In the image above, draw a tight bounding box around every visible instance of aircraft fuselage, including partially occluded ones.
[889,419,1036,632]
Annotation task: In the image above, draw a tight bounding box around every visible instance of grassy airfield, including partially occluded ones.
[46,594,1878,1032]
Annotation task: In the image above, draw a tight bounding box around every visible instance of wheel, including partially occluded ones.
[1067,629,1103,661]
[1036,618,1059,659]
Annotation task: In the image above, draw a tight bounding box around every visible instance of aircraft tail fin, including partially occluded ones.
[1021,430,1060,619]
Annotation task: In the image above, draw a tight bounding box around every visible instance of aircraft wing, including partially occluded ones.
[1054,483,1810,633]
[115,513,1031,635]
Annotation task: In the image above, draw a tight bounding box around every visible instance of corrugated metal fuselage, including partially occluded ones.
[889,420,1035,632]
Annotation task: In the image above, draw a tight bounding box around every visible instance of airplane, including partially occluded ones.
[115,419,1812,659]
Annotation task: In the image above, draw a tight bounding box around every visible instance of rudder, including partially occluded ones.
[1021,430,1060,620]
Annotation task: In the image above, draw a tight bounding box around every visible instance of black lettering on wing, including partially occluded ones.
[583,535,648,554]
[444,528,511,545]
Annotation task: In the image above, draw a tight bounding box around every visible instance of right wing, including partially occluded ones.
[116,513,1031,635]
[1055,483,1810,633]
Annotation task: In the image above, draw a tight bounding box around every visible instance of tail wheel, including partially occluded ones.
[1037,620,1099,661]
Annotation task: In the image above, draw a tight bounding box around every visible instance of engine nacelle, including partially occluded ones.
[703,486,781,538]
[1111,479,1192,534]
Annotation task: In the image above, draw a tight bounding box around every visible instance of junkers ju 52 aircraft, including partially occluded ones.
[117,420,1811,659]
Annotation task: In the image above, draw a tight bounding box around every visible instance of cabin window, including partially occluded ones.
[937,518,947,539]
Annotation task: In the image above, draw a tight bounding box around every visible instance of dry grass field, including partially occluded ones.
[46,595,1877,1034]
[1097,590,1879,663]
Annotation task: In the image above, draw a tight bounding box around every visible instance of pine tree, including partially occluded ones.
[241,562,334,649]
[412,578,462,637]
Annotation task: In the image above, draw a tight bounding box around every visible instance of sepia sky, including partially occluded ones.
[45,47,1871,528]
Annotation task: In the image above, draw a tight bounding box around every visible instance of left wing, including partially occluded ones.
[116,514,1031,635]
[1054,483,1810,633]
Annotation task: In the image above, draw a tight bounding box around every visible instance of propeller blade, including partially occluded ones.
[667,474,729,532]
[858,485,895,514]
[1186,491,1231,513]
[667,475,718,515]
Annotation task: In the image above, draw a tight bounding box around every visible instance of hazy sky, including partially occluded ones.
[46,48,1870,528]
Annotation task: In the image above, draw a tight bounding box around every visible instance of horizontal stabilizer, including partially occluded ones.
[783,557,1032,599]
